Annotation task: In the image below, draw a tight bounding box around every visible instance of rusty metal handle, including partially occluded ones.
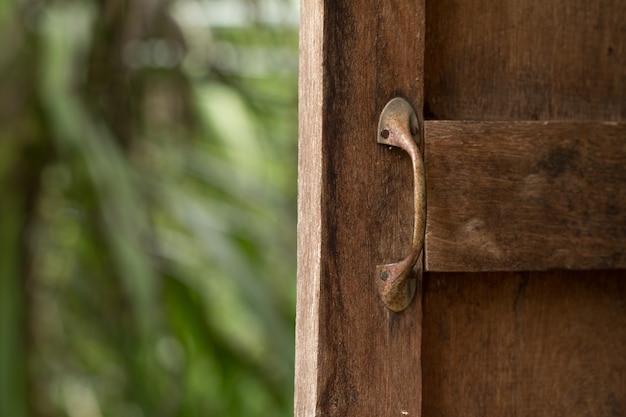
[376,98,426,313]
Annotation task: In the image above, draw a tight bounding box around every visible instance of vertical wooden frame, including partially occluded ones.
[296,0,426,415]
[295,0,324,413]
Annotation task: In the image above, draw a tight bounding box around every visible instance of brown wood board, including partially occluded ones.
[422,271,626,417]
[424,121,626,272]
[424,0,626,121]
[298,0,626,415]
[296,0,426,415]
[420,0,626,416]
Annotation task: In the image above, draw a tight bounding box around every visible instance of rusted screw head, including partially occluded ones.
[381,129,390,139]
[380,269,390,281]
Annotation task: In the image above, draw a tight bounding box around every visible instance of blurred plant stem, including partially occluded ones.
[0,3,50,414]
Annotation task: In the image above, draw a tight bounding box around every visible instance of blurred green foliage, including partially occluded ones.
[0,1,298,416]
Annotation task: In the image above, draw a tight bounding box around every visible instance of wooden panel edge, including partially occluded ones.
[295,0,324,415]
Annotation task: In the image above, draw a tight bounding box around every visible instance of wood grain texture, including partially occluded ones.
[422,271,626,417]
[300,0,626,415]
[424,121,626,272]
[295,0,323,414]
[422,0,626,415]
[424,0,626,121]
[296,0,425,415]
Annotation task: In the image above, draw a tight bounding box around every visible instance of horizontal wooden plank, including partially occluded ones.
[422,270,626,416]
[424,121,626,272]
[424,0,626,121]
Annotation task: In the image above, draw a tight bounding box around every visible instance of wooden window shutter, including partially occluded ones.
[296,0,626,416]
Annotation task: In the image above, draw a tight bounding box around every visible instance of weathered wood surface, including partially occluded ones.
[295,0,323,413]
[299,0,626,415]
[422,271,626,417]
[295,0,425,415]
[421,0,626,415]
[424,121,626,272]
[424,0,626,121]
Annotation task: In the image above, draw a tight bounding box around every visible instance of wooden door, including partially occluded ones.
[296,0,626,416]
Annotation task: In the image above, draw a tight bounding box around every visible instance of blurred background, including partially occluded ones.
[0,0,298,416]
